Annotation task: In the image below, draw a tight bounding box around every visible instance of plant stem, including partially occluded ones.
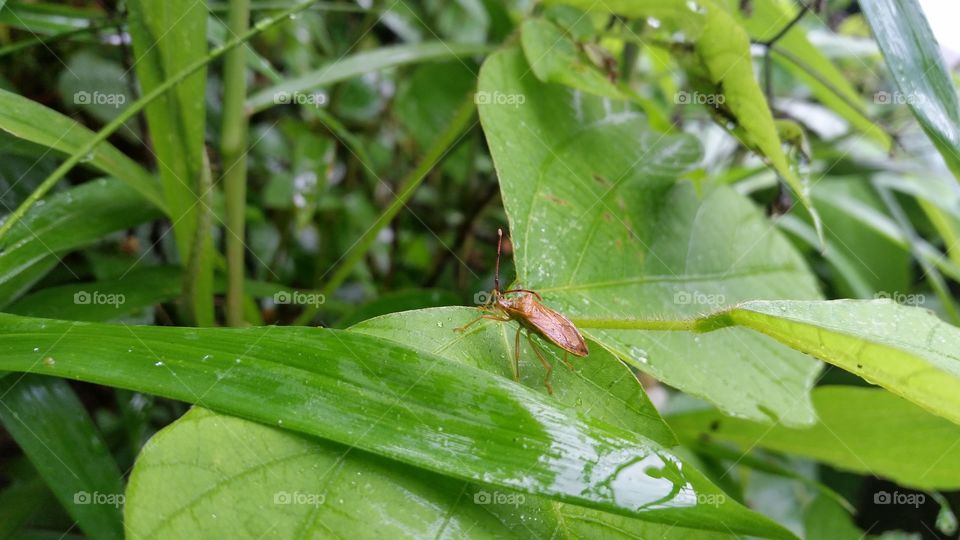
[0,0,321,246]
[572,311,735,333]
[292,97,477,326]
[182,152,216,326]
[571,317,698,331]
[222,0,252,327]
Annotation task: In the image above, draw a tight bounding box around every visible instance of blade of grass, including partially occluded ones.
[221,0,251,327]
[0,0,322,247]
[0,375,125,540]
[126,0,213,326]
[245,42,492,114]
[293,96,476,325]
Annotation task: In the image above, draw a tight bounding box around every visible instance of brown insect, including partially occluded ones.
[456,229,588,394]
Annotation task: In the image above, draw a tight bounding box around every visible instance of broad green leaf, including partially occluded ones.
[727,0,890,148]
[714,300,960,427]
[0,89,162,209]
[125,407,517,539]
[335,289,460,328]
[352,306,677,446]
[127,407,733,540]
[0,313,794,538]
[520,18,625,100]
[669,386,960,489]
[247,42,492,113]
[127,0,214,326]
[0,178,163,307]
[5,266,183,322]
[861,0,960,179]
[547,0,823,243]
[0,375,124,540]
[479,47,822,426]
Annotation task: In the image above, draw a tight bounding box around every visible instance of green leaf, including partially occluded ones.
[0,313,794,538]
[546,0,823,243]
[127,407,734,540]
[5,266,182,322]
[861,0,960,179]
[352,306,677,446]
[247,42,492,114]
[802,495,862,540]
[0,88,163,209]
[669,386,960,490]
[335,289,460,328]
[728,0,890,149]
[127,0,214,326]
[520,18,625,100]
[0,375,124,540]
[0,178,163,307]
[715,300,960,426]
[4,265,320,323]
[478,47,822,426]
[394,62,477,151]
[56,51,140,142]
[519,16,671,130]
[125,407,518,538]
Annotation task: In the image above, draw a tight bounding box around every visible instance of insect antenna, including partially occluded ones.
[494,228,504,295]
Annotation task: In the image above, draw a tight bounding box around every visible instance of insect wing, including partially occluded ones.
[524,302,589,356]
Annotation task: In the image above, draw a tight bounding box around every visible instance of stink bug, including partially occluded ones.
[456,229,588,394]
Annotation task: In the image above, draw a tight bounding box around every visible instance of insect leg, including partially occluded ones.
[455,313,509,333]
[560,350,575,371]
[513,326,522,382]
[526,333,554,395]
